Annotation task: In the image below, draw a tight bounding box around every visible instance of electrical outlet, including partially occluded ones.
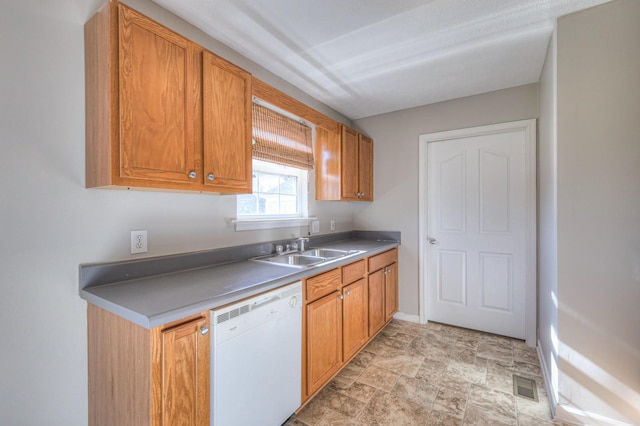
[311,221,320,234]
[330,220,335,231]
[131,230,148,254]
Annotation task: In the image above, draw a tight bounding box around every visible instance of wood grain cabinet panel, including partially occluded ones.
[118,5,201,186]
[315,125,374,202]
[203,51,252,193]
[85,1,251,193]
[342,278,369,361]
[368,248,399,336]
[305,290,343,397]
[154,316,210,426]
[384,262,398,322]
[88,305,210,426]
[368,268,386,337]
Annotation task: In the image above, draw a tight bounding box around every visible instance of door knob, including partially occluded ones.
[428,237,437,245]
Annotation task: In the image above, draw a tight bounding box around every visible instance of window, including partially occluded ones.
[235,100,314,229]
[237,160,308,218]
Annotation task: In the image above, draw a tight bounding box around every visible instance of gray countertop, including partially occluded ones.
[80,233,399,329]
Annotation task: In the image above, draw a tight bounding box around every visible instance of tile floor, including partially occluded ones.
[288,319,563,426]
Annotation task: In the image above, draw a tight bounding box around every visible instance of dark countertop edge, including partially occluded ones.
[81,240,399,329]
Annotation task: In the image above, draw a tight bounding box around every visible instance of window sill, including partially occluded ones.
[232,217,317,231]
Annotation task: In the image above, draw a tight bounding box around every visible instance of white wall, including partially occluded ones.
[537,26,560,411]
[353,85,539,318]
[0,1,353,424]
[554,1,640,424]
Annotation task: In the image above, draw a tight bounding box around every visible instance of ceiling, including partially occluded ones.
[153,0,610,120]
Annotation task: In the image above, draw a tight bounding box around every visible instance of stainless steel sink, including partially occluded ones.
[251,247,365,269]
[254,254,325,268]
[301,248,350,258]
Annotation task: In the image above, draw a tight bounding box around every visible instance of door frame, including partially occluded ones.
[418,119,537,347]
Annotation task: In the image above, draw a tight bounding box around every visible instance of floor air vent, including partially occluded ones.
[513,374,538,402]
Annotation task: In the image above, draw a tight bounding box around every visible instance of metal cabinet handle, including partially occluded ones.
[338,294,344,300]
[200,325,209,335]
[428,237,437,245]
[188,171,197,179]
[207,173,215,181]
[346,290,351,296]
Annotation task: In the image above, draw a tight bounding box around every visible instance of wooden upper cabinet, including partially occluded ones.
[315,124,374,202]
[340,126,360,200]
[85,1,252,193]
[118,5,202,186]
[357,134,374,201]
[202,51,252,193]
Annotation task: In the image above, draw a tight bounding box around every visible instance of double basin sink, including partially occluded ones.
[252,248,365,269]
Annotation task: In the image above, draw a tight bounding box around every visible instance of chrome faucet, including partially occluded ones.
[294,237,309,252]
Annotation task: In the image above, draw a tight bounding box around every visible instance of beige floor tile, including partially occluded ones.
[312,387,367,419]
[302,320,553,426]
[356,364,400,392]
[432,387,469,419]
[316,408,367,425]
[446,359,488,385]
[349,350,376,369]
[357,390,430,425]
[296,398,332,425]
[513,346,539,366]
[428,410,464,425]
[371,352,424,377]
[517,412,556,425]
[463,404,517,425]
[516,394,553,421]
[468,384,516,420]
[333,381,377,404]
[391,375,438,408]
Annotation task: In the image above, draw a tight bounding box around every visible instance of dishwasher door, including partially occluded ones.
[211,281,302,426]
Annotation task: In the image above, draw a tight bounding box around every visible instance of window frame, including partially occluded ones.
[237,159,309,220]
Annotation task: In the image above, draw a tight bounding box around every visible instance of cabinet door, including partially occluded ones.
[368,268,386,337]
[384,263,398,322]
[306,291,343,396]
[358,134,373,201]
[118,5,202,185]
[343,278,369,361]
[203,51,252,193]
[340,126,360,200]
[155,314,210,426]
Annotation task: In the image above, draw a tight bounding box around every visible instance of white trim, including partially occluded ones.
[232,217,317,231]
[418,119,537,346]
[393,312,420,323]
[538,339,558,417]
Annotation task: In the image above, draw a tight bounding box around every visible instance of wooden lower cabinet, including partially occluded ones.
[384,262,398,322]
[88,305,210,426]
[368,268,386,336]
[303,252,398,402]
[342,277,368,361]
[305,290,343,396]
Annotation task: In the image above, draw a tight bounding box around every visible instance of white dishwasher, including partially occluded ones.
[211,281,302,426]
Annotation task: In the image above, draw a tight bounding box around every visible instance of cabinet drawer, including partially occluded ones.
[342,259,365,284]
[368,248,398,272]
[305,268,341,302]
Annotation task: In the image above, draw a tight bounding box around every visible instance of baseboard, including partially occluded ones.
[537,340,557,417]
[393,312,420,323]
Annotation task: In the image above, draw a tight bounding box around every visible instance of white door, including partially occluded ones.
[424,122,534,340]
